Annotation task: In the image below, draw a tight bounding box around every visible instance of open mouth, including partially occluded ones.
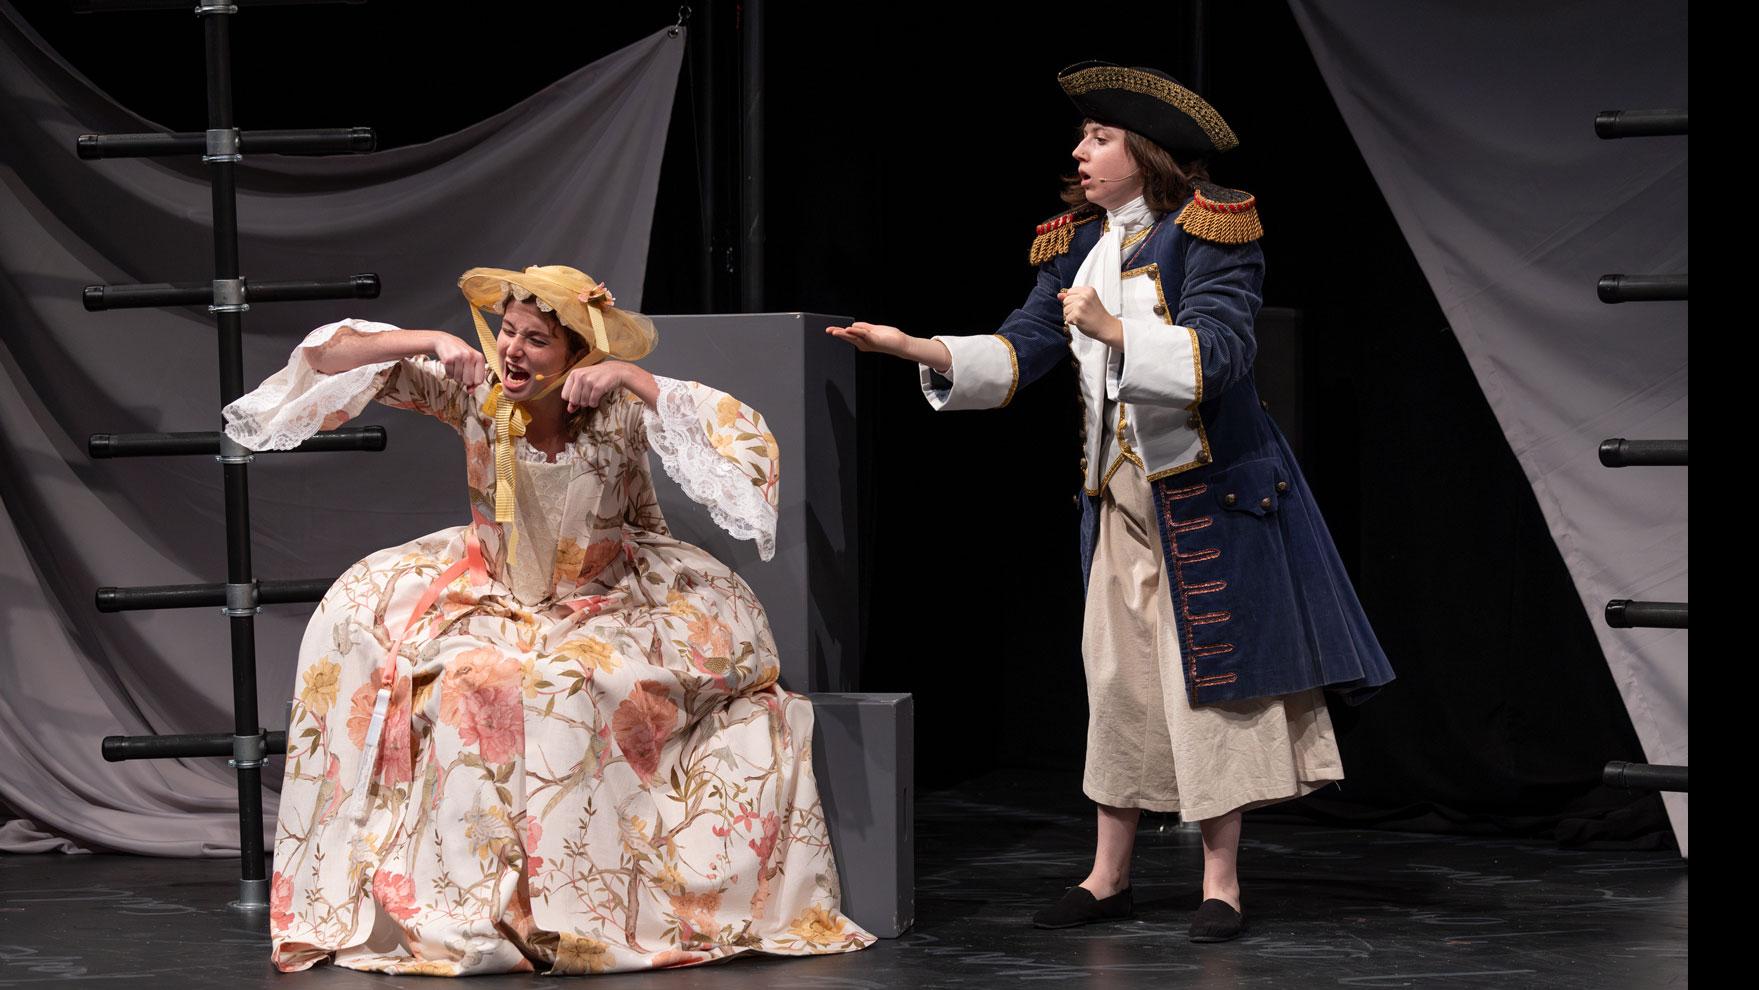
[504,366,532,387]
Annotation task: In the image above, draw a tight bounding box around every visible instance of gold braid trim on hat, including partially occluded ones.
[1174,187,1263,244]
[1059,66,1239,153]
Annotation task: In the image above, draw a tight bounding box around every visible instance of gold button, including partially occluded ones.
[1276,481,1290,493]
[1152,302,1168,317]
[1260,496,1274,510]
[1186,414,1201,429]
[1197,452,1210,464]
[1223,493,1238,507]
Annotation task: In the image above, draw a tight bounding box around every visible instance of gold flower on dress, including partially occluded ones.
[553,537,587,580]
[555,636,620,674]
[552,933,615,974]
[714,394,742,428]
[652,860,686,895]
[785,904,849,948]
[299,659,340,718]
[666,590,701,621]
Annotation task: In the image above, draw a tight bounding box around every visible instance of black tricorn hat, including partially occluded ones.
[1058,60,1239,158]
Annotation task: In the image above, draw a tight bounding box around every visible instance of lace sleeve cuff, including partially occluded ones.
[641,375,780,561]
[222,319,403,451]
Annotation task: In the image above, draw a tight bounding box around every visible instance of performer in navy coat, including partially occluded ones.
[829,61,1393,942]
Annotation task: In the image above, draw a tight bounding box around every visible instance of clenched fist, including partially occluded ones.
[562,361,628,412]
[1058,286,1124,350]
[432,334,488,389]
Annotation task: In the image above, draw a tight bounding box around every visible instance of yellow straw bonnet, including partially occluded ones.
[458,264,657,362]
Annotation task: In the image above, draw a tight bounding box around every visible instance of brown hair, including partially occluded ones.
[1059,121,1210,214]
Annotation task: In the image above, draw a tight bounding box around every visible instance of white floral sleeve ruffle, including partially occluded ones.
[222,319,465,450]
[642,376,780,561]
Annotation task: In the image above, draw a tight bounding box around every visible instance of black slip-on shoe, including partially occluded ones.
[1187,897,1246,942]
[1031,885,1134,929]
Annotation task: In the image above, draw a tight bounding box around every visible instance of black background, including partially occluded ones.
[10,0,1673,845]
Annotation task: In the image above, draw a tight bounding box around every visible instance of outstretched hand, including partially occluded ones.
[825,322,913,358]
[826,322,953,373]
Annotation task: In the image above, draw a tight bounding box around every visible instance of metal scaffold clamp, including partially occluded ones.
[216,432,254,464]
[209,276,248,313]
[194,1,239,16]
[228,731,268,770]
[222,580,260,618]
[203,127,242,164]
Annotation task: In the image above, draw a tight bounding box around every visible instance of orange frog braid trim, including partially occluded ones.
[1174,182,1263,245]
[1028,208,1103,265]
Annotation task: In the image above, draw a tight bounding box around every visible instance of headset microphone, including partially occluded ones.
[1092,168,1140,183]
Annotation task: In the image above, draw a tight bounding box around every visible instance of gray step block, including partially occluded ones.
[809,692,913,938]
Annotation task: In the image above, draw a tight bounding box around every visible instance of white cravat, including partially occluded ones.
[1071,196,1157,401]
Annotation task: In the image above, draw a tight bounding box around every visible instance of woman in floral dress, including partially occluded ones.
[223,265,871,975]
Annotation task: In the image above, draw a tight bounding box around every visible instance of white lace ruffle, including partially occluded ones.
[642,376,778,561]
[221,319,401,451]
[506,283,555,314]
[515,436,585,465]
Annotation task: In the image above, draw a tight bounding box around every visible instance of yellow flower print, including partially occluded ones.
[552,933,615,974]
[666,590,702,621]
[553,537,587,579]
[299,658,340,718]
[555,637,620,674]
[714,394,742,428]
[785,904,849,948]
[652,860,686,895]
[710,431,736,457]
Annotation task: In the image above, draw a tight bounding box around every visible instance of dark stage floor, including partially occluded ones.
[0,770,1686,989]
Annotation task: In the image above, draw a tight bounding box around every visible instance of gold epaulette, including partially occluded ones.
[1028,208,1101,265]
[1174,182,1263,244]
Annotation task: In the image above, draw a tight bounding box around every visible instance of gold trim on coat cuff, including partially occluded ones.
[992,334,1020,408]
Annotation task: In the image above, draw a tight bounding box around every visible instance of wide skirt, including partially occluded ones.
[269,524,871,975]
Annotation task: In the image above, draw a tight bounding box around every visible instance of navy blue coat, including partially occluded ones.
[990,203,1395,706]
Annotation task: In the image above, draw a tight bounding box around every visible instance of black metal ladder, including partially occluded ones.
[76,0,381,910]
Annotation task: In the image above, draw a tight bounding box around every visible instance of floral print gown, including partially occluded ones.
[222,319,873,975]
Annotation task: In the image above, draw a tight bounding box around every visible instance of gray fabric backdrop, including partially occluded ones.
[1288,1,1688,854]
[0,8,684,854]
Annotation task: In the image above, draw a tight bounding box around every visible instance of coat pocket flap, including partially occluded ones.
[1210,457,1289,517]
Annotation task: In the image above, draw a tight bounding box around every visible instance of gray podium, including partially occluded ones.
[645,313,913,937]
